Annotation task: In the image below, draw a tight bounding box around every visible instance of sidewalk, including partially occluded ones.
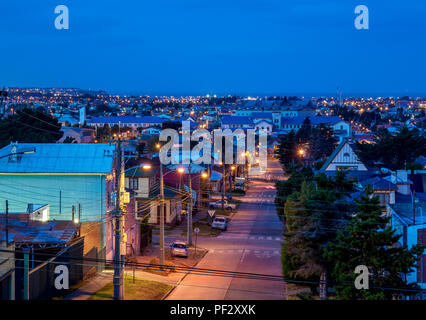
[64,272,113,300]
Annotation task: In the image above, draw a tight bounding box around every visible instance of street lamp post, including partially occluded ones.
[159,162,165,268]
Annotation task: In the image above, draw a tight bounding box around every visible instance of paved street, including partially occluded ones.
[166,158,286,300]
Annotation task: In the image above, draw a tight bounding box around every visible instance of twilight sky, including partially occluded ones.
[0,0,425,97]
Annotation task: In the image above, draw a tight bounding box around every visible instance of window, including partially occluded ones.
[129,177,139,190]
[343,152,350,158]
[377,193,390,205]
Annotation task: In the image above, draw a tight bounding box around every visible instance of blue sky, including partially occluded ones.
[0,1,425,97]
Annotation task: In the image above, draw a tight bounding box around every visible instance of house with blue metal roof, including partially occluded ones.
[221,116,254,129]
[0,142,117,264]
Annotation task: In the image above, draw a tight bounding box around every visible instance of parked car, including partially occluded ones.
[208,199,236,211]
[171,241,188,258]
[212,216,228,231]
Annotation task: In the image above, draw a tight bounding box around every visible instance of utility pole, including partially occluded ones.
[412,189,416,225]
[5,200,8,243]
[159,162,165,267]
[187,162,193,246]
[221,163,226,210]
[113,138,124,300]
[23,247,29,300]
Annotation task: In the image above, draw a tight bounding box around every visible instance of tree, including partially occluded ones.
[276,130,297,168]
[356,126,426,170]
[0,108,63,147]
[296,117,312,143]
[275,165,314,220]
[95,124,111,142]
[325,187,425,300]
[309,124,338,160]
[281,171,354,297]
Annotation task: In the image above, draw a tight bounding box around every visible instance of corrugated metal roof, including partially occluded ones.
[0,143,115,174]
[0,214,76,245]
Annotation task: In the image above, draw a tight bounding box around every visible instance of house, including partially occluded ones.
[124,165,183,225]
[358,177,397,208]
[140,127,162,135]
[320,141,369,173]
[221,116,254,130]
[58,127,95,143]
[58,114,80,126]
[0,142,117,263]
[254,120,274,135]
[388,201,426,290]
[0,241,15,300]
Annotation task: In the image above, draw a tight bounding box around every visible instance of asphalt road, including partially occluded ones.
[167,158,286,300]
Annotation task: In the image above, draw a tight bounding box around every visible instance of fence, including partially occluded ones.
[27,237,84,300]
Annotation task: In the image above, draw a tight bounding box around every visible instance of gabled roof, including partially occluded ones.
[0,143,115,174]
[320,141,346,171]
[320,141,367,172]
[359,177,397,190]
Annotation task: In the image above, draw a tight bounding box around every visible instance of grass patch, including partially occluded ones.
[89,275,173,300]
[180,221,221,237]
[144,258,177,276]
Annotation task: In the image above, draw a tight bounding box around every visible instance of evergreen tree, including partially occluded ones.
[356,126,426,170]
[325,187,425,300]
[296,117,312,143]
[276,130,297,168]
[281,173,354,296]
[0,108,63,147]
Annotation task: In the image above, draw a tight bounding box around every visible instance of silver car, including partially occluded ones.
[171,241,188,258]
[212,216,227,231]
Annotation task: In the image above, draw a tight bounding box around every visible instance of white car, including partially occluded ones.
[171,241,188,258]
[208,200,236,211]
[211,216,228,231]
